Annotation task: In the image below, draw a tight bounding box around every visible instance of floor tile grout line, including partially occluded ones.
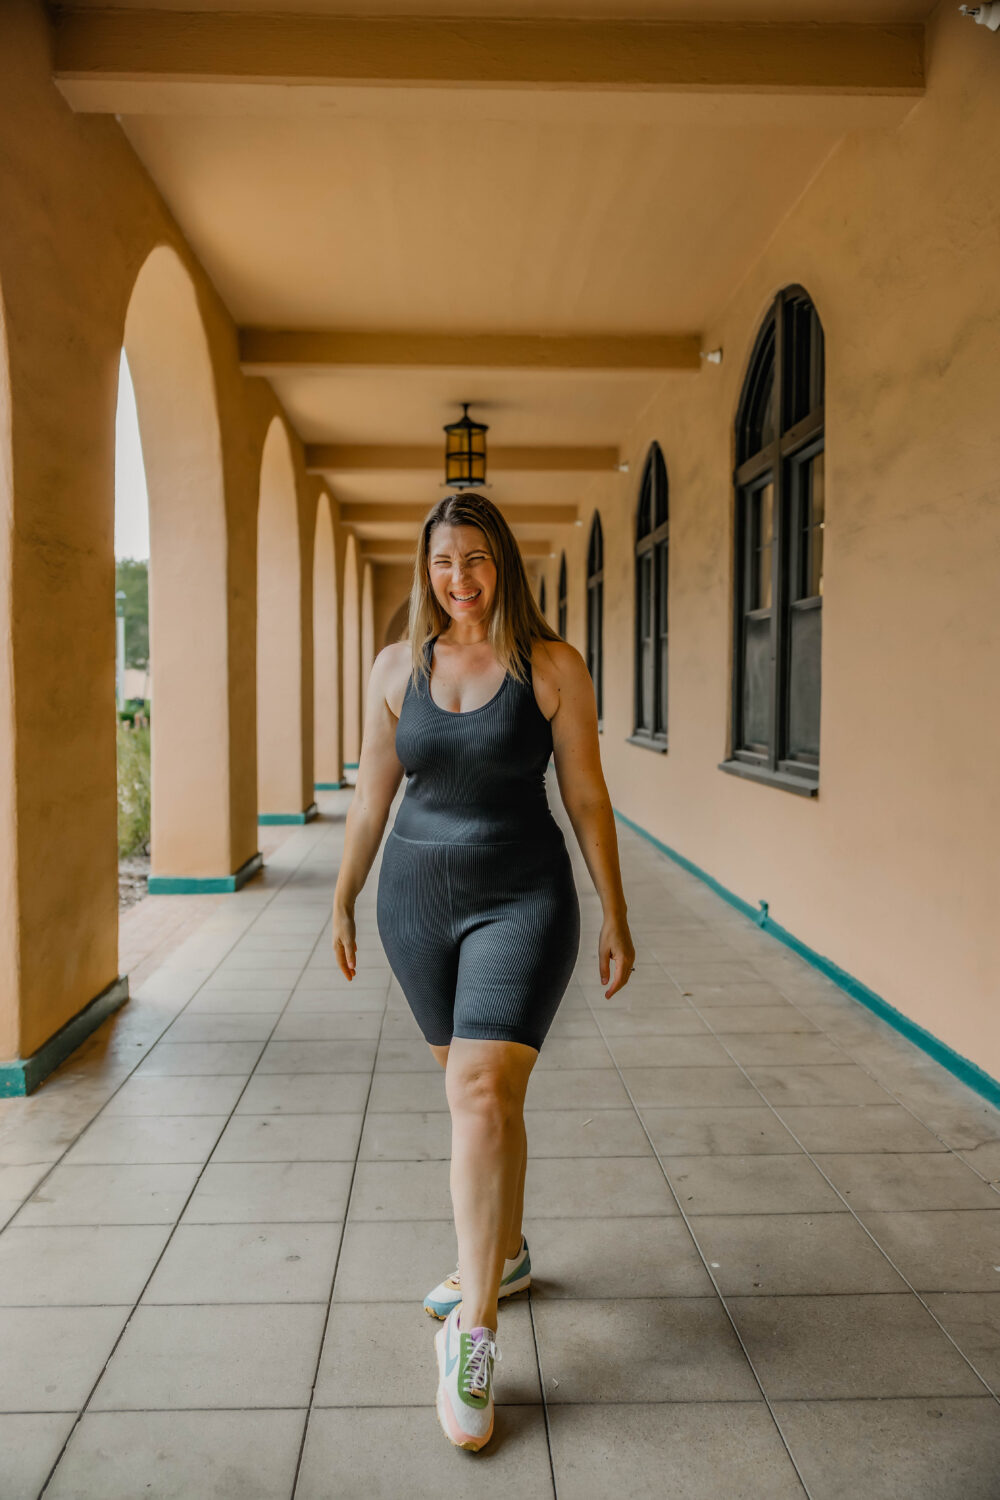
[288,1005,390,1499]
[10,1287,987,1312]
[18,1393,1000,1417]
[34,818,371,1497]
[679,993,1000,1406]
[526,1291,560,1500]
[581,996,815,1500]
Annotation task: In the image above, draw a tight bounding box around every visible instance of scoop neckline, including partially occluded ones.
[425,635,512,717]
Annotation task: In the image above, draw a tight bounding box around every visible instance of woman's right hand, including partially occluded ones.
[332,904,357,981]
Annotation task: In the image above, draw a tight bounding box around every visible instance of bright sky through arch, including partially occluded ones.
[115,349,150,561]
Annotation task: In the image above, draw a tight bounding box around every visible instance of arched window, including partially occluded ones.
[630,444,668,750]
[557,553,568,639]
[721,285,824,795]
[586,512,604,727]
[539,576,547,615]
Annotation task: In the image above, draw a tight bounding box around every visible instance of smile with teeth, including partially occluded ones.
[451,590,481,601]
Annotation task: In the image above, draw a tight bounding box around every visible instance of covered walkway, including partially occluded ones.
[2,785,1000,1498]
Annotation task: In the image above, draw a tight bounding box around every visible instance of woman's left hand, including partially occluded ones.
[599,914,636,999]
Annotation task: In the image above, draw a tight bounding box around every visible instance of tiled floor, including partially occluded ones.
[2,783,1000,1498]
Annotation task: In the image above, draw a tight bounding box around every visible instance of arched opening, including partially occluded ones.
[122,246,234,882]
[557,552,568,639]
[114,351,152,906]
[632,442,669,750]
[728,285,824,790]
[341,533,361,779]
[313,492,341,791]
[360,560,375,723]
[586,511,604,727]
[256,417,312,821]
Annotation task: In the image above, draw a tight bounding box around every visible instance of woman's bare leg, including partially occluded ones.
[444,1037,538,1331]
[430,1039,526,1262]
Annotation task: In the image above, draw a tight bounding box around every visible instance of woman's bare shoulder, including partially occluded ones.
[528,637,587,719]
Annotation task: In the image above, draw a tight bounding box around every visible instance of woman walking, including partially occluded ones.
[331,491,635,1452]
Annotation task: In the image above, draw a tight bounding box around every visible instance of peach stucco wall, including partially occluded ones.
[0,2,331,1059]
[590,6,1000,1078]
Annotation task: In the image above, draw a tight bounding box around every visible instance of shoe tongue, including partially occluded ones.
[467,1325,489,1341]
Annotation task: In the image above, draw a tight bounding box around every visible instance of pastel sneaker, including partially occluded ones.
[423,1236,531,1320]
[434,1304,502,1452]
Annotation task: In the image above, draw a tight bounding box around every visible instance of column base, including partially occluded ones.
[0,976,130,1097]
[147,850,264,895]
[257,804,319,826]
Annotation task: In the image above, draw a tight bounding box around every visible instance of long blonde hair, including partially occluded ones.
[405,492,561,690]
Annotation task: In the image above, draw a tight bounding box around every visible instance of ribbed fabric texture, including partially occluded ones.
[376,635,581,1050]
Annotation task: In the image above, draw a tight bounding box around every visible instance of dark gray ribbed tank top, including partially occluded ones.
[392,633,561,847]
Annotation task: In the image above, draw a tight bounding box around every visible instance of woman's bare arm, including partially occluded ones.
[331,644,406,977]
[545,642,635,997]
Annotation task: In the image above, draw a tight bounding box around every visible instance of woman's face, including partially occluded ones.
[427,523,497,626]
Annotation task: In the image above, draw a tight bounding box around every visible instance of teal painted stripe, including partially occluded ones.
[314,782,342,791]
[258,802,319,826]
[148,851,263,895]
[343,761,359,771]
[613,806,1000,1111]
[0,976,129,1097]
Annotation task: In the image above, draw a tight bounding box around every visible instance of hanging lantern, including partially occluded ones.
[443,402,488,490]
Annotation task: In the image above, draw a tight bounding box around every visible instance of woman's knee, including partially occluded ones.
[446,1052,528,1127]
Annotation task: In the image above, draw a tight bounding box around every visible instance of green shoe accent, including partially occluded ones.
[455,1321,500,1412]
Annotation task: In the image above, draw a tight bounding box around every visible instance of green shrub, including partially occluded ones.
[117,721,151,858]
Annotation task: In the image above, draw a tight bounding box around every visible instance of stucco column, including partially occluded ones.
[313,493,342,790]
[341,533,362,775]
[256,418,315,823]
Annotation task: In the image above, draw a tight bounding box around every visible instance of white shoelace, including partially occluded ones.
[463,1331,502,1398]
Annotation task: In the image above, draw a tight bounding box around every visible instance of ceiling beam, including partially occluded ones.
[54,14,924,123]
[360,537,552,563]
[340,502,578,526]
[244,331,700,375]
[309,445,617,475]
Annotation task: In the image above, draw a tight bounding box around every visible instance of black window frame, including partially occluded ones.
[539,575,547,615]
[720,284,824,798]
[585,511,604,730]
[628,443,669,754]
[557,552,568,639]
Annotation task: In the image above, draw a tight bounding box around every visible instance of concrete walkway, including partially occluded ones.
[2,785,1000,1498]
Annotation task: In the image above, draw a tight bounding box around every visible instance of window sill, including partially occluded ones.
[718,759,818,797]
[626,733,668,756]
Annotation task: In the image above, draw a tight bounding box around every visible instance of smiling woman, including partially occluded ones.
[331,490,635,1453]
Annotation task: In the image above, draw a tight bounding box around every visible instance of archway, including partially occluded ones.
[313,492,341,790]
[256,417,313,821]
[122,245,236,884]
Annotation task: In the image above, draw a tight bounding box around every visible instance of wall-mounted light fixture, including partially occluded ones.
[959,3,1000,28]
[443,402,488,490]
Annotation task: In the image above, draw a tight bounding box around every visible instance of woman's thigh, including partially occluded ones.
[448,840,581,1051]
